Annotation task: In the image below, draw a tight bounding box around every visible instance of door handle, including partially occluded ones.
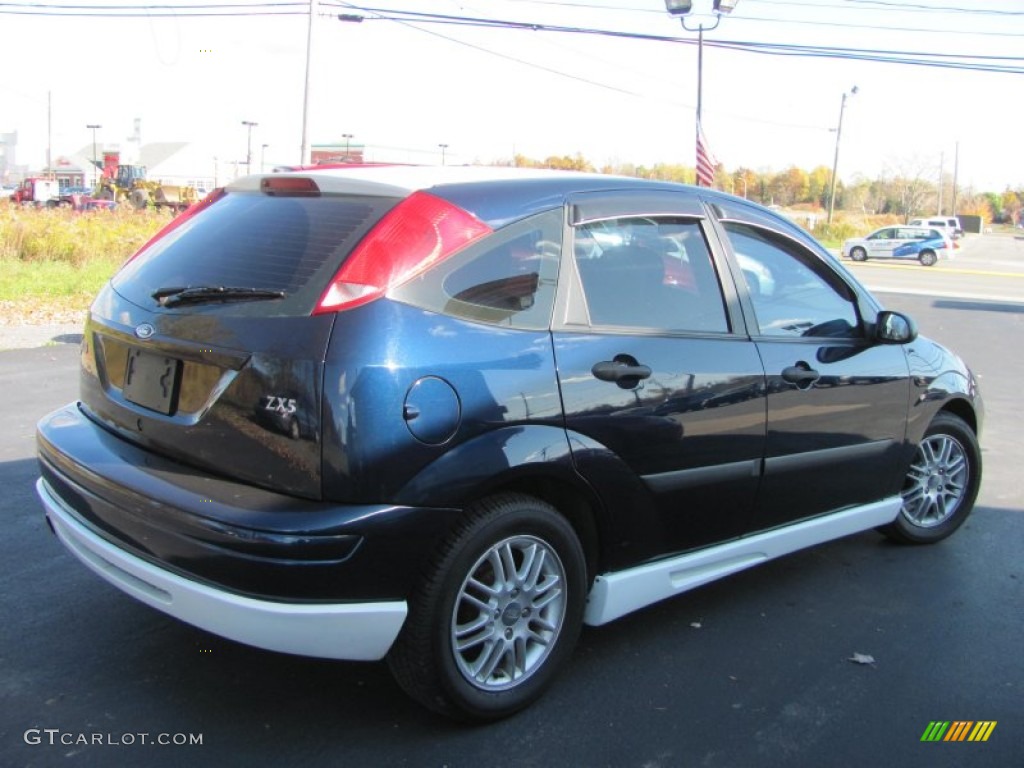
[592,356,652,388]
[781,363,820,389]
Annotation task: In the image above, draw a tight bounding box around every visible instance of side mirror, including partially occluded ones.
[876,310,917,344]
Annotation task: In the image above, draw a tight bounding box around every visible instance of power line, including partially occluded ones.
[505,0,1024,19]
[838,0,1024,15]
[493,0,1024,39]
[729,10,1024,39]
[7,1,1018,73]
[325,2,1024,137]
[341,6,645,96]
[0,2,304,7]
[0,1,306,15]
[329,4,1024,73]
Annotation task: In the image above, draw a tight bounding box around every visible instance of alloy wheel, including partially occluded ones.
[450,535,566,691]
[900,433,969,527]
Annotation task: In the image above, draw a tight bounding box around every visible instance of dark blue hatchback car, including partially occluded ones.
[36,166,982,720]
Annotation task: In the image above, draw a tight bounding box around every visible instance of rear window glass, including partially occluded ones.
[112,192,398,315]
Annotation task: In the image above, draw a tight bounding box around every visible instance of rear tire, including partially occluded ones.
[850,247,867,262]
[880,412,980,544]
[387,493,587,721]
[919,250,937,266]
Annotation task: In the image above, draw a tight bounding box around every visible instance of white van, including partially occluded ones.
[909,217,963,239]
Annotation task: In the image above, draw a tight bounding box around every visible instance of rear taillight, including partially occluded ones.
[314,190,492,314]
[126,188,227,264]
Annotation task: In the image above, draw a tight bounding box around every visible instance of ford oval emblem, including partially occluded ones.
[134,323,155,340]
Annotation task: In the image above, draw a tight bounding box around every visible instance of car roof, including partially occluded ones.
[227,165,727,229]
[229,165,638,196]
[222,165,821,243]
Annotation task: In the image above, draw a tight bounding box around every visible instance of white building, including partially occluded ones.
[136,142,217,194]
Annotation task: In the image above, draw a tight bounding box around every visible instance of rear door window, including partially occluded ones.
[573,217,729,333]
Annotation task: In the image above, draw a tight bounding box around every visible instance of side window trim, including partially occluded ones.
[569,189,706,225]
[553,203,591,329]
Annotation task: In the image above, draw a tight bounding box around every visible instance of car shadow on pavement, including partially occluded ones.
[932,298,1024,314]
[51,333,84,345]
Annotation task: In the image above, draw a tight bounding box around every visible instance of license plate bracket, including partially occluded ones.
[123,348,182,415]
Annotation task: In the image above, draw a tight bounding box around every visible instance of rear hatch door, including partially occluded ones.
[81,181,401,499]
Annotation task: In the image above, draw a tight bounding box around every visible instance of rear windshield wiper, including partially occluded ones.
[153,285,286,307]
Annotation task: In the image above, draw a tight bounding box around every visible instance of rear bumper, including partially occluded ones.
[36,402,465,659]
[38,478,405,660]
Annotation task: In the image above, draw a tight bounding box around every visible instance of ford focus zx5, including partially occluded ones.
[36,167,983,721]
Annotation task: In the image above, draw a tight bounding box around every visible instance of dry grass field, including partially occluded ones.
[0,204,171,325]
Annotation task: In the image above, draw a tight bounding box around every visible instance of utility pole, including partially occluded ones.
[664,0,739,188]
[952,141,960,216]
[242,120,258,175]
[47,91,53,179]
[86,124,101,188]
[300,0,318,165]
[827,85,858,225]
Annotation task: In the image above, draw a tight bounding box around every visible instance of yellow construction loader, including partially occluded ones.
[94,165,198,212]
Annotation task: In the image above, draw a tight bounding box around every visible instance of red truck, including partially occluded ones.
[11,178,61,205]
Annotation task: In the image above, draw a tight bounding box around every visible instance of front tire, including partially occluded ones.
[850,247,867,262]
[387,493,587,721]
[880,412,981,544]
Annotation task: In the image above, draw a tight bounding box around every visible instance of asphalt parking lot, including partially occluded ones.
[1,284,1021,767]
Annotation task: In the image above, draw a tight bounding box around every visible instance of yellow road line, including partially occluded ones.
[845,262,1024,278]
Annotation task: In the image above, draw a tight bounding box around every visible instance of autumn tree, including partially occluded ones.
[884,157,936,221]
[731,167,758,199]
[807,165,832,208]
[646,163,691,183]
[958,194,992,223]
[541,153,594,172]
[766,166,809,206]
[1000,189,1022,225]
[496,152,1014,215]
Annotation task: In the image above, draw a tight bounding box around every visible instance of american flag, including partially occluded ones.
[696,118,717,188]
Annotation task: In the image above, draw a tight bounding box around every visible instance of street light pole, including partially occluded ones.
[300,0,318,165]
[86,124,101,188]
[438,143,448,166]
[951,140,960,216]
[665,0,737,187]
[827,86,858,225]
[327,12,365,166]
[242,120,258,175]
[342,133,353,161]
[261,143,269,173]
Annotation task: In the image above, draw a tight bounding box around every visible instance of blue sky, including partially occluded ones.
[3,0,1022,192]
